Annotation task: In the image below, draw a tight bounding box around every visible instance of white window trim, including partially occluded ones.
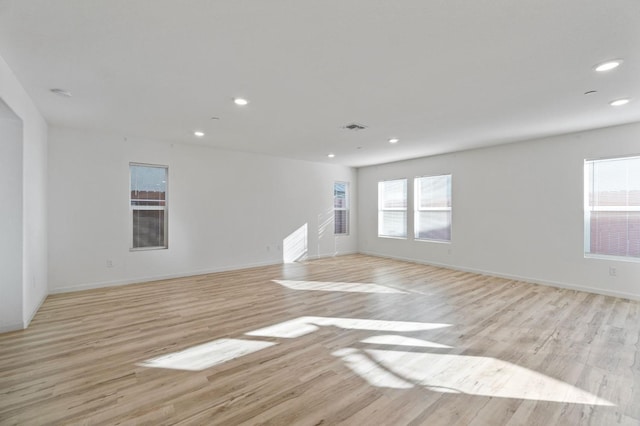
[588,206,640,212]
[378,178,408,239]
[584,155,640,262]
[414,174,452,243]
[129,162,169,251]
[334,181,350,235]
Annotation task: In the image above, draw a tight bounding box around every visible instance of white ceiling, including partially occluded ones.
[0,0,638,167]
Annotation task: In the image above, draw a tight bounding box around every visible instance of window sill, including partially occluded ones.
[415,238,451,244]
[130,246,168,252]
[584,253,640,264]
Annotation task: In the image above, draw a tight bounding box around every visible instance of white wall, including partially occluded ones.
[0,54,48,331]
[358,122,640,300]
[0,115,23,332]
[48,127,357,292]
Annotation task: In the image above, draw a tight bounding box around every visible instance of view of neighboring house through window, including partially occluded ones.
[415,174,452,242]
[378,179,407,238]
[130,163,168,250]
[334,182,349,234]
[585,155,640,259]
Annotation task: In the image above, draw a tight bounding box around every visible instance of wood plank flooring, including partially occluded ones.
[1,254,639,425]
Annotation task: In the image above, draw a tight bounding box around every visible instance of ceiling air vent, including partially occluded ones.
[342,122,367,131]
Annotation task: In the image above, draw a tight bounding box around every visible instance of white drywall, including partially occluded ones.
[0,54,48,331]
[0,115,23,332]
[48,127,357,292]
[358,122,640,300]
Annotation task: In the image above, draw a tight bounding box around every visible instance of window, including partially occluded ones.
[130,163,168,250]
[378,179,407,238]
[585,156,640,259]
[334,182,349,235]
[415,174,452,242]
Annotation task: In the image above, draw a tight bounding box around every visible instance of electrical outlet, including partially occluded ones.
[106,260,114,268]
[608,267,617,277]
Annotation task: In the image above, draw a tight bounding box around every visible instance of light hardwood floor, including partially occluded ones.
[1,254,639,425]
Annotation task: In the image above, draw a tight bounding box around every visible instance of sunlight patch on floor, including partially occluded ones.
[138,314,613,407]
[245,316,451,339]
[333,348,614,406]
[333,348,414,389]
[273,279,407,294]
[137,338,275,371]
[361,334,452,349]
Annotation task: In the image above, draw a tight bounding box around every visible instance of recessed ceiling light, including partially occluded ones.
[388,138,399,144]
[327,153,335,158]
[609,98,630,106]
[50,88,72,97]
[194,131,205,137]
[594,60,622,72]
[233,98,249,106]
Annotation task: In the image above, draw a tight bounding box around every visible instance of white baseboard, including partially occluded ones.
[50,259,281,294]
[302,250,358,262]
[23,292,48,328]
[50,251,358,294]
[0,293,48,334]
[0,321,25,334]
[359,250,640,302]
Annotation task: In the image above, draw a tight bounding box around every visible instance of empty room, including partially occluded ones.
[1,1,639,425]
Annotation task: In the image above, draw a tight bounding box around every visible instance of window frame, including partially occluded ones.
[129,162,169,251]
[378,178,408,239]
[334,181,350,235]
[414,174,452,243]
[584,154,640,262]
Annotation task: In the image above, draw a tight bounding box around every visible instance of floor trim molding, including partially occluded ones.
[50,251,358,294]
[359,250,640,301]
